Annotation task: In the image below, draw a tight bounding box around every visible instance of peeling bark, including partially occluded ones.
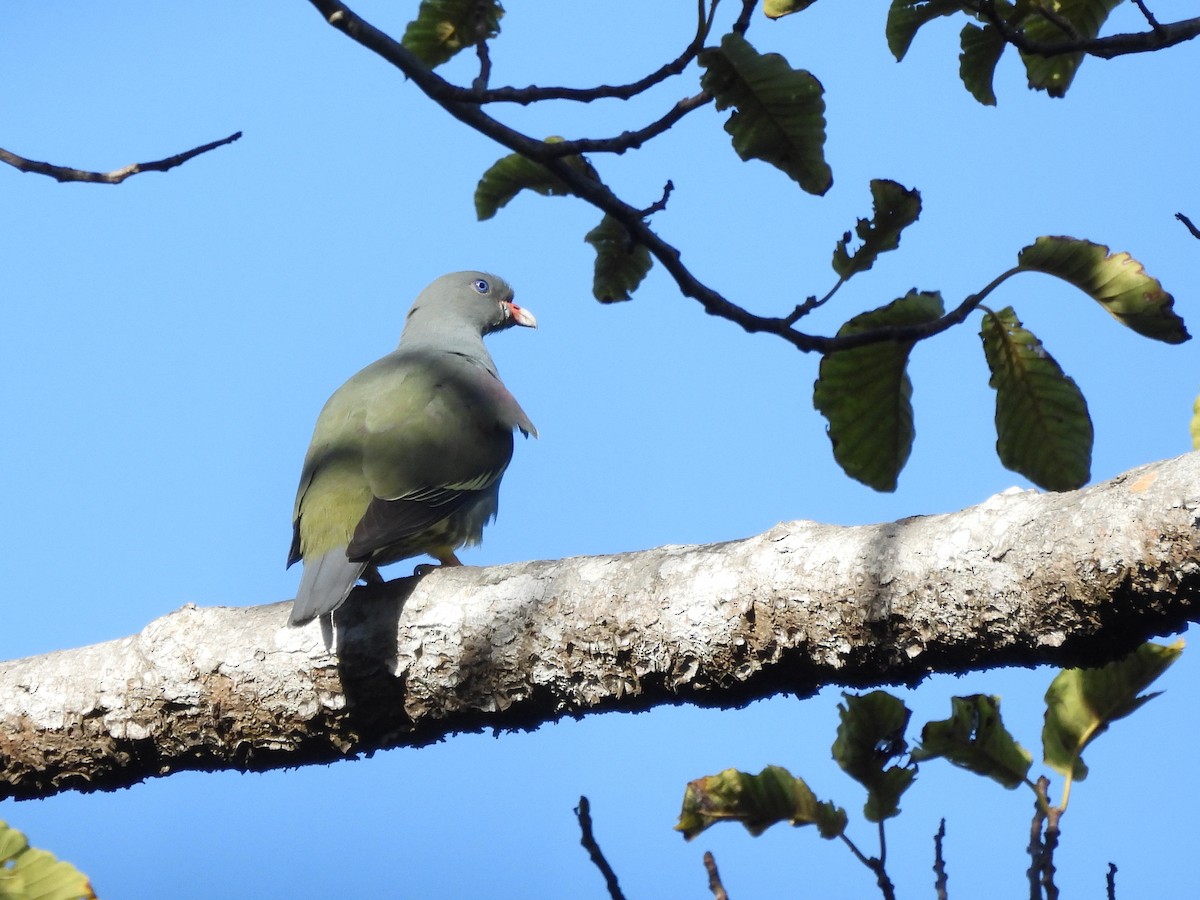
[1,453,1197,800]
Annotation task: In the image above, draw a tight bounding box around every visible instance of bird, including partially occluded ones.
[286,270,537,626]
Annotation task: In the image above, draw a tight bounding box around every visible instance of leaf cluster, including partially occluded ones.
[675,640,1183,896]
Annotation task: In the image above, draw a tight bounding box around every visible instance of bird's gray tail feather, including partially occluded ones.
[289,548,367,626]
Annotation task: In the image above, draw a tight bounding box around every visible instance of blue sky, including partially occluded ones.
[2,2,1197,897]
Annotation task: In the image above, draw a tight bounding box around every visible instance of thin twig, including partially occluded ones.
[539,92,713,157]
[1132,0,1164,33]
[932,819,949,900]
[574,796,626,900]
[639,180,675,217]
[1106,862,1118,900]
[839,833,897,900]
[1027,778,1046,900]
[0,132,242,185]
[1176,212,1200,239]
[473,41,492,92]
[703,851,729,900]
[459,0,718,105]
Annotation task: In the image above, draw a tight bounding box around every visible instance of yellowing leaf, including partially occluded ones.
[401,0,503,68]
[676,766,847,840]
[1017,236,1189,344]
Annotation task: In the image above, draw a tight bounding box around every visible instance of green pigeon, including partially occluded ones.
[287,271,537,626]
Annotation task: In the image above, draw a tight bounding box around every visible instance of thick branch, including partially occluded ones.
[1,453,1197,800]
[0,132,242,184]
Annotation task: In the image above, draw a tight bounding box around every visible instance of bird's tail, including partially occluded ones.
[288,548,367,626]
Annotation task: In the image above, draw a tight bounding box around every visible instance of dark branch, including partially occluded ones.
[968,4,1200,60]
[1106,862,1118,900]
[306,0,1014,356]
[540,92,712,157]
[0,132,242,184]
[933,819,949,900]
[640,180,675,218]
[575,797,626,900]
[703,851,729,900]
[453,0,718,105]
[1132,1,1165,34]
[1176,212,1200,240]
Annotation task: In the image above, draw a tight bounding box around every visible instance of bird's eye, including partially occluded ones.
[472,279,490,294]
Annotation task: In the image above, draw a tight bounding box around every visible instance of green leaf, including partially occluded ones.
[813,290,945,491]
[0,821,95,900]
[1191,392,1200,450]
[958,23,1005,105]
[698,33,832,195]
[1018,0,1122,97]
[886,0,967,61]
[913,695,1032,788]
[832,179,922,279]
[1017,237,1189,344]
[832,692,916,822]
[1043,640,1183,781]
[475,138,582,220]
[401,0,503,68]
[763,0,819,18]
[584,214,652,303]
[675,766,847,840]
[980,306,1092,491]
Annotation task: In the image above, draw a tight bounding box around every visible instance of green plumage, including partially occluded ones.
[287,271,536,625]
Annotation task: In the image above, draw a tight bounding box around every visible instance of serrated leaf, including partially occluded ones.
[813,290,944,491]
[980,306,1092,491]
[763,0,819,18]
[584,214,652,303]
[0,821,95,900]
[913,695,1032,788]
[886,0,967,61]
[1018,0,1122,97]
[832,179,922,279]
[832,692,916,822]
[698,33,831,195]
[676,766,848,841]
[401,0,503,68]
[475,138,583,220]
[1043,640,1183,781]
[1017,237,1189,344]
[959,22,1005,105]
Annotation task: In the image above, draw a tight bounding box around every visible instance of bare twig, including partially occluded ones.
[472,41,492,92]
[703,851,729,900]
[575,797,626,900]
[1132,1,1164,34]
[640,180,675,217]
[540,92,713,157]
[1176,212,1200,239]
[459,0,718,105]
[0,132,242,184]
[839,832,897,900]
[1106,862,1118,900]
[932,819,949,900]
[1026,780,1046,900]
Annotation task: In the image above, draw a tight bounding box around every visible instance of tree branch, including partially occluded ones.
[0,132,242,184]
[1,453,1196,801]
[303,0,1013,356]
[968,4,1200,60]
[576,797,626,900]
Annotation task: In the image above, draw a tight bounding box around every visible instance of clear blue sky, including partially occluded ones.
[2,2,1197,897]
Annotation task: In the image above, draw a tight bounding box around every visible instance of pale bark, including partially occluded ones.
[1,453,1197,800]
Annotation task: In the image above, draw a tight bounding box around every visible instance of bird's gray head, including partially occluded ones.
[401,271,537,344]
